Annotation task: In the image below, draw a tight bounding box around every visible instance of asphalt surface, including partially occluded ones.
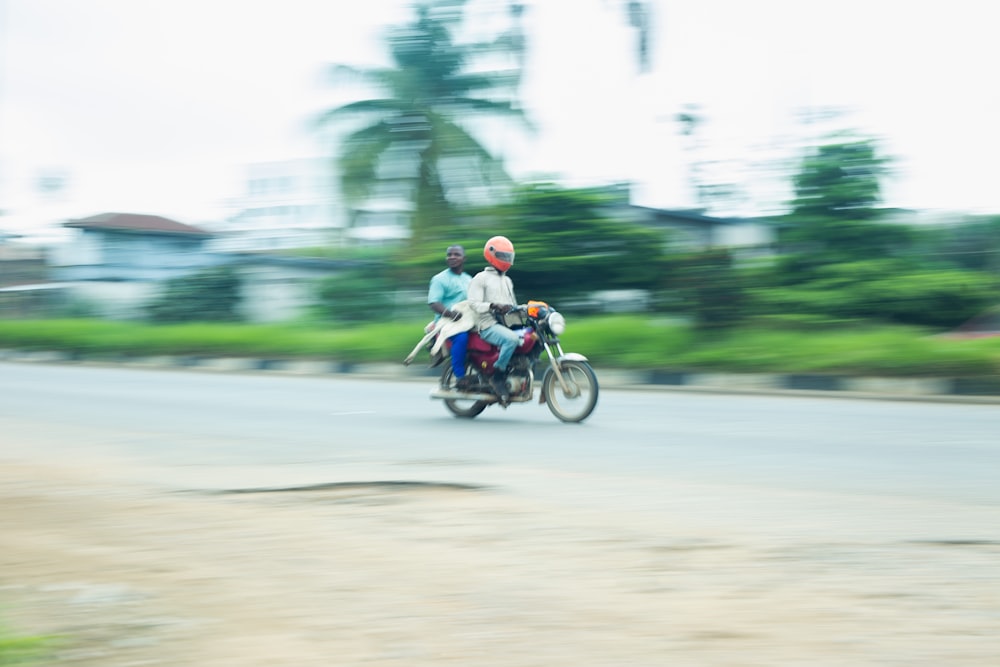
[3,347,1000,404]
[4,358,998,665]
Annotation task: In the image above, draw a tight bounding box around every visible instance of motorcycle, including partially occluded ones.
[405,300,599,423]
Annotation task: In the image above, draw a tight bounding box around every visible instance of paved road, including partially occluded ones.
[3,361,999,545]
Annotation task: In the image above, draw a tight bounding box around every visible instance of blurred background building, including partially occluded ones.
[207,158,343,252]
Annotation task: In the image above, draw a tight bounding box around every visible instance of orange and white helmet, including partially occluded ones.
[484,235,515,272]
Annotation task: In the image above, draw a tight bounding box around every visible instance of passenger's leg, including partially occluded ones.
[449,331,468,377]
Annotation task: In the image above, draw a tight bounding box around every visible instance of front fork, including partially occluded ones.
[538,340,588,401]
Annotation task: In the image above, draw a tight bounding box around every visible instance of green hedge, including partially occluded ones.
[3,316,999,377]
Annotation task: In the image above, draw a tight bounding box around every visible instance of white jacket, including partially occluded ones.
[466,266,517,331]
[402,300,475,365]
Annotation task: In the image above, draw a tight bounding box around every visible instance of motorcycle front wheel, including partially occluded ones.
[442,365,489,419]
[541,360,599,423]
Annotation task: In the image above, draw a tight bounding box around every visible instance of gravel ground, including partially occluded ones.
[2,461,999,666]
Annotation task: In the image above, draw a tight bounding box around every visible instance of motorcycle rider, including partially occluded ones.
[427,244,472,389]
[467,236,521,404]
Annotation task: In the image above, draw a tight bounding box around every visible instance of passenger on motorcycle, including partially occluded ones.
[466,236,521,404]
[427,244,472,389]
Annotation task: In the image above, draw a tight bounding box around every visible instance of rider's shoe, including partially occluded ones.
[490,369,510,406]
[454,375,474,392]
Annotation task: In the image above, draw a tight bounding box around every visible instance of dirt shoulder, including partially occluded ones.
[2,461,999,666]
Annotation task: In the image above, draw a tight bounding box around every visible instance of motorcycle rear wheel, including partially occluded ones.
[541,360,599,423]
[442,365,489,419]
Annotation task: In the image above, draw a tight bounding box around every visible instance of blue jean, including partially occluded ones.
[449,331,469,377]
[478,324,521,373]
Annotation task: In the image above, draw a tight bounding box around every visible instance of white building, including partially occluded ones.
[211,157,416,251]
[208,158,346,252]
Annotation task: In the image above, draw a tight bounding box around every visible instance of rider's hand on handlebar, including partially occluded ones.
[490,303,513,315]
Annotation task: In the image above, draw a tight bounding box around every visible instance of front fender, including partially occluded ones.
[539,353,591,382]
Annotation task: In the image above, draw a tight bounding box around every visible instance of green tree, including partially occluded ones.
[383,184,666,307]
[468,183,666,305]
[318,1,529,241]
[776,133,909,279]
[751,133,1000,328]
[790,136,887,220]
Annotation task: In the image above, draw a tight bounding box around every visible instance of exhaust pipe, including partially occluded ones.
[429,388,497,402]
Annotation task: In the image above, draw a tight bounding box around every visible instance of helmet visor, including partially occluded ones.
[493,250,514,264]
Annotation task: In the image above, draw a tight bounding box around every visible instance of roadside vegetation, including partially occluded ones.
[2,316,998,378]
[4,148,999,378]
[0,622,53,666]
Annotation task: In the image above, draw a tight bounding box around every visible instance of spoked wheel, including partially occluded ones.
[541,360,599,423]
[442,365,489,419]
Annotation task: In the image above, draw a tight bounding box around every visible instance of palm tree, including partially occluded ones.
[318,1,530,241]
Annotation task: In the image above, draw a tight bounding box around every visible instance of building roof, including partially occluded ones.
[64,213,213,237]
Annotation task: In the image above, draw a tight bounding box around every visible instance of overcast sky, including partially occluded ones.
[1,0,998,235]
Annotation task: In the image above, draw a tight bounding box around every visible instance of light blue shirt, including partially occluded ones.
[428,268,472,320]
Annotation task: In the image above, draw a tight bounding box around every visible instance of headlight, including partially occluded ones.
[546,311,566,335]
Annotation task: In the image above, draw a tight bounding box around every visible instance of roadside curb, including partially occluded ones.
[3,349,1000,404]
